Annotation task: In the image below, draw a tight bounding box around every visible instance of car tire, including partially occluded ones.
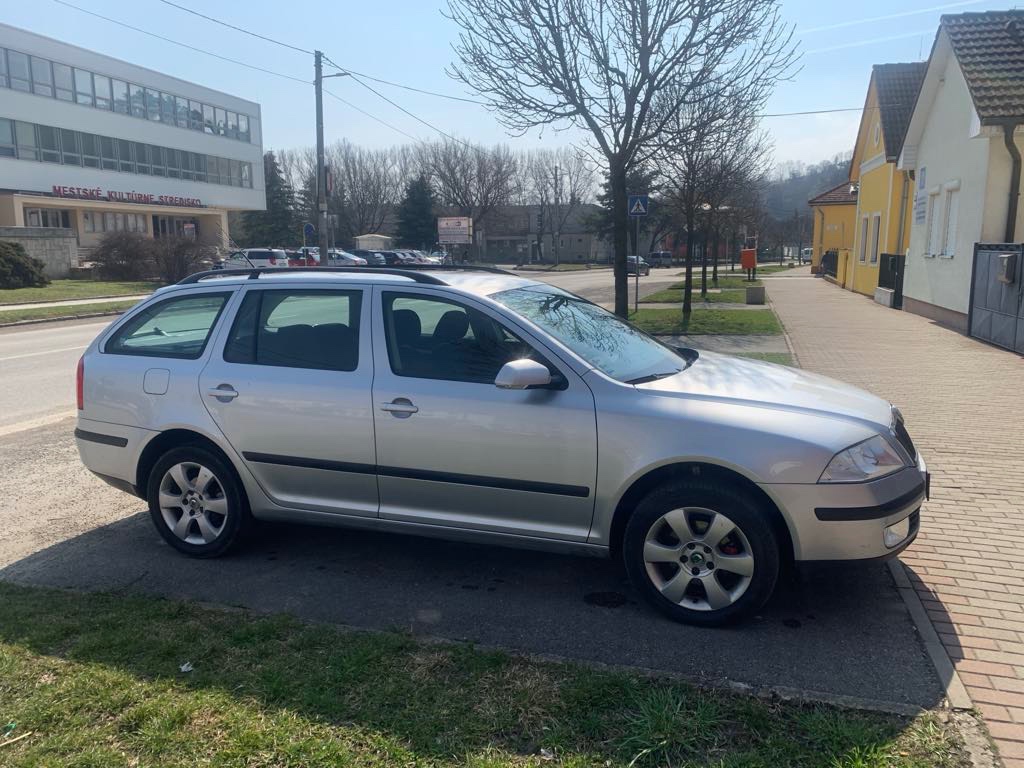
[147,445,250,558]
[623,478,780,626]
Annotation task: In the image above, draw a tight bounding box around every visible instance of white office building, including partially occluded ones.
[0,23,265,253]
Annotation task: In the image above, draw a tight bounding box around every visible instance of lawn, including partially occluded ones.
[0,299,138,324]
[641,288,746,304]
[0,583,966,768]
[630,307,782,335]
[0,280,160,305]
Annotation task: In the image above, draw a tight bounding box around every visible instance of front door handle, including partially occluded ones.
[207,384,239,401]
[380,398,418,417]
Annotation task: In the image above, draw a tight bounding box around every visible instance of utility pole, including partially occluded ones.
[553,164,560,266]
[314,50,328,259]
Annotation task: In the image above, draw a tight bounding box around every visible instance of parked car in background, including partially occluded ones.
[379,250,418,266]
[288,249,317,267]
[75,265,927,627]
[325,249,367,266]
[353,249,386,266]
[627,255,651,276]
[219,249,289,269]
[648,251,672,268]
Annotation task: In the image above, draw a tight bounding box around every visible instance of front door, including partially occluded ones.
[201,285,378,517]
[370,287,597,542]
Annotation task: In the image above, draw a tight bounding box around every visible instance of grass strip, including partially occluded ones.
[631,308,781,335]
[0,280,159,305]
[0,583,966,768]
[0,299,138,324]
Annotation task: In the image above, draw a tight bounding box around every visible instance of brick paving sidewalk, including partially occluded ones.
[767,275,1024,764]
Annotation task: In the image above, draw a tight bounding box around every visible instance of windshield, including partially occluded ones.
[489,284,690,383]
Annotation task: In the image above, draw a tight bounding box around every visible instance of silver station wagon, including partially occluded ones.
[75,266,928,625]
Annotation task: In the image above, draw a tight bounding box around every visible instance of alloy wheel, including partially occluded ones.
[158,461,229,545]
[642,506,755,611]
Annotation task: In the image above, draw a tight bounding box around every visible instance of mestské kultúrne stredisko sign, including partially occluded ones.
[50,185,203,208]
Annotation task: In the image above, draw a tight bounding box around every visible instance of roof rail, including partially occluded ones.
[175,266,447,286]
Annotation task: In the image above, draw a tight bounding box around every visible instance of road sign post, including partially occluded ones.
[628,195,649,315]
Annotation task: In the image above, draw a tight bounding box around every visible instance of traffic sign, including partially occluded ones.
[628,194,649,217]
[303,222,316,244]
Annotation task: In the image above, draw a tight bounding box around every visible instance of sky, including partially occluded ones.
[2,0,1018,168]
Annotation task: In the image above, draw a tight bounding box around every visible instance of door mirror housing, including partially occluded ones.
[495,358,553,390]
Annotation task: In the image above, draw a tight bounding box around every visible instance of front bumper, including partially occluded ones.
[761,453,927,562]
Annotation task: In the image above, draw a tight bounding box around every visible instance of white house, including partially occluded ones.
[898,10,1024,334]
[0,23,266,252]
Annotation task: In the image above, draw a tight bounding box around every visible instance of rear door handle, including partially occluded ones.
[207,384,239,401]
[380,398,418,416]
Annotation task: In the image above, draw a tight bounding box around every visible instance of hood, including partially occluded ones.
[636,350,893,429]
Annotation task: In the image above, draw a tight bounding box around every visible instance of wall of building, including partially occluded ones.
[811,203,856,271]
[903,53,996,319]
[0,225,77,277]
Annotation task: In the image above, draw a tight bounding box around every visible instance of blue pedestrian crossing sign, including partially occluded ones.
[628,194,649,217]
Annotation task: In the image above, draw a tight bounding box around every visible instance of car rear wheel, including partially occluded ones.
[624,478,779,626]
[147,446,249,558]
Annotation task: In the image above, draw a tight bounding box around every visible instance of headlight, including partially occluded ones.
[819,435,907,483]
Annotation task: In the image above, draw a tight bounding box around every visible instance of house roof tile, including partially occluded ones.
[809,181,857,206]
[942,10,1024,124]
[874,62,927,160]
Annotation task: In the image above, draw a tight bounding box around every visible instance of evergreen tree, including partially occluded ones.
[395,174,437,249]
[242,151,298,247]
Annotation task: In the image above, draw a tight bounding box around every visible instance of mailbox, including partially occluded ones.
[997,252,1018,284]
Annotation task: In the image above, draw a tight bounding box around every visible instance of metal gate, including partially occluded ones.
[879,254,906,309]
[969,243,1024,353]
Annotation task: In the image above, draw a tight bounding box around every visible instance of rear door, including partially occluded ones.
[200,284,377,517]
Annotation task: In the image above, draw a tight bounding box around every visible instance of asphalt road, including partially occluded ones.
[0,272,942,710]
[0,318,111,431]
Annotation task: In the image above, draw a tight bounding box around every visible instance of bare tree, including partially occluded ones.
[446,0,797,316]
[329,140,400,244]
[525,148,596,264]
[418,138,519,259]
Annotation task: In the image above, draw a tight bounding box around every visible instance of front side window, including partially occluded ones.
[107,293,230,359]
[224,290,362,371]
[238,114,250,142]
[175,96,189,128]
[117,139,134,172]
[54,63,73,101]
[382,292,546,384]
[15,121,38,160]
[81,133,100,168]
[189,100,203,130]
[60,128,80,165]
[490,284,688,384]
[36,125,60,163]
[202,104,215,134]
[161,92,176,124]
[214,107,227,136]
[145,88,161,120]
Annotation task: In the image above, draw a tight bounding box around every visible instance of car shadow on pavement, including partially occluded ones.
[0,510,944,711]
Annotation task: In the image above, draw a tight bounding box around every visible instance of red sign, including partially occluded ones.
[740,248,757,270]
[52,185,203,208]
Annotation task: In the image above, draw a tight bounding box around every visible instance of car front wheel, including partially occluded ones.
[624,478,779,626]
[147,446,250,558]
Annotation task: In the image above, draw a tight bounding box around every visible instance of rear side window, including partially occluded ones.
[224,289,362,371]
[106,293,229,359]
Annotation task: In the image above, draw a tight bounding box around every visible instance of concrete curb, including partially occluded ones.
[0,309,127,329]
[888,559,974,711]
[0,292,146,309]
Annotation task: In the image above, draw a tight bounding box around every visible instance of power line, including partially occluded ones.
[155,0,313,54]
[52,0,427,144]
[153,0,483,105]
[323,88,422,142]
[52,0,310,84]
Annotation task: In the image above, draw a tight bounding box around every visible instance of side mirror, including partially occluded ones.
[495,358,553,390]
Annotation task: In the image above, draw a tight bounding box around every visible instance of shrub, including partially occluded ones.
[91,232,155,280]
[151,237,212,283]
[0,241,50,289]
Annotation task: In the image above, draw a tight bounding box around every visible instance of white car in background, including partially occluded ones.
[220,249,289,269]
[325,249,367,267]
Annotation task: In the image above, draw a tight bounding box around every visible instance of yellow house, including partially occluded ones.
[808,181,857,285]
[846,62,927,297]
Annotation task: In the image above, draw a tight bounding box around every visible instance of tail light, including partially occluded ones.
[76,355,84,410]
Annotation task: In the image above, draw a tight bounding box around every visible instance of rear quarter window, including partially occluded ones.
[105,292,230,359]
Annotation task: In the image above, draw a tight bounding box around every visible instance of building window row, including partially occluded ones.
[0,46,256,143]
[83,210,149,234]
[0,117,253,188]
